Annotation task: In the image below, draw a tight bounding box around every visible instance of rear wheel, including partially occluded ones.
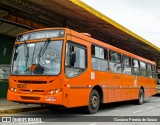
[137,88,144,105]
[85,89,100,114]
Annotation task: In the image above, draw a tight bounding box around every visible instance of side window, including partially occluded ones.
[109,51,122,73]
[152,65,156,78]
[132,59,140,76]
[65,42,87,78]
[122,55,131,75]
[147,64,152,78]
[140,61,147,77]
[91,45,108,71]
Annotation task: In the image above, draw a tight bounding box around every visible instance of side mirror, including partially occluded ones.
[71,51,76,65]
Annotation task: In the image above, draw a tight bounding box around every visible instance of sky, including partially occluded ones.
[81,0,160,48]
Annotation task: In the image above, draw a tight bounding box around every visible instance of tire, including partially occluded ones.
[137,89,144,105]
[85,89,100,114]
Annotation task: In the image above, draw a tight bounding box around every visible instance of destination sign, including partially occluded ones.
[16,30,65,42]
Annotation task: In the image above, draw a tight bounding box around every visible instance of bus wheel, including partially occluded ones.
[86,89,100,114]
[137,89,144,105]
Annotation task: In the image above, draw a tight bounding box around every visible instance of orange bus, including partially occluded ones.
[7,28,157,114]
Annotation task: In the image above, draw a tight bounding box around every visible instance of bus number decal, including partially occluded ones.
[91,72,95,80]
[17,84,27,89]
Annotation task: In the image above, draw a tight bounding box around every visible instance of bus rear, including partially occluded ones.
[7,28,66,105]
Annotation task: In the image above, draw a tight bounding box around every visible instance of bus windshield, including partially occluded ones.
[11,40,63,75]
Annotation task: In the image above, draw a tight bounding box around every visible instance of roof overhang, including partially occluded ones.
[0,0,159,60]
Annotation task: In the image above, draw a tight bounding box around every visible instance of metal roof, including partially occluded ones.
[0,0,159,61]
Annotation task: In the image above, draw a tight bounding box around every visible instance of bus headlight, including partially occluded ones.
[50,90,54,95]
[14,88,17,93]
[10,87,14,91]
[47,89,61,95]
[55,89,59,94]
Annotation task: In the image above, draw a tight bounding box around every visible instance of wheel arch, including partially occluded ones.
[92,85,104,104]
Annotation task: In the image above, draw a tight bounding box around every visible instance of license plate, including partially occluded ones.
[17,83,27,89]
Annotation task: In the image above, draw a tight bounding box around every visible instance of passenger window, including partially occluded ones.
[65,42,87,78]
[109,51,122,73]
[140,61,147,77]
[91,45,108,71]
[147,64,152,78]
[122,55,131,75]
[152,65,156,78]
[132,59,140,76]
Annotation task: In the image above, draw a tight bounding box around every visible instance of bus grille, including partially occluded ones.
[18,80,47,84]
[20,90,45,93]
[20,96,40,101]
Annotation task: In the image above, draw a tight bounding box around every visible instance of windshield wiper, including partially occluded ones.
[32,38,50,74]
[37,38,50,64]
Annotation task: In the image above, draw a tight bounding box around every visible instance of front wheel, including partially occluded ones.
[85,89,100,114]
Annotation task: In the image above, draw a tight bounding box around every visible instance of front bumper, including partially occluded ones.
[7,89,63,105]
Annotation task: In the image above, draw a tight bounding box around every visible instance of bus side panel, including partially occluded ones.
[97,71,109,103]
[146,78,152,97]
[67,67,92,107]
[138,77,149,97]
[106,73,122,102]
[68,84,91,107]
[121,74,134,101]
[149,78,157,96]
[129,76,139,100]
[67,67,91,107]
[112,73,122,102]
[129,88,139,100]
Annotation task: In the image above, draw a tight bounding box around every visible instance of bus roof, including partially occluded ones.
[17,27,156,65]
[5,0,160,61]
[69,28,156,65]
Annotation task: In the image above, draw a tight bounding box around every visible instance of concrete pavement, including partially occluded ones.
[0,98,45,115]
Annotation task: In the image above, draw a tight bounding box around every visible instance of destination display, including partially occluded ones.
[16,30,65,42]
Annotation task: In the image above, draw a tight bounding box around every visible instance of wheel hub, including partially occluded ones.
[91,95,98,109]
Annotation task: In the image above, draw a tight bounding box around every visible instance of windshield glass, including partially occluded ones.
[11,40,63,75]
